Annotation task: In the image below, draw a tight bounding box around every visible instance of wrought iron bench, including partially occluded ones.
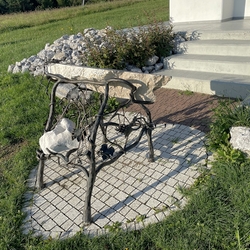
[36,73,154,224]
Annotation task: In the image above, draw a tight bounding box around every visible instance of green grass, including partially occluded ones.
[0,74,50,249]
[0,0,168,72]
[178,89,194,96]
[1,0,250,249]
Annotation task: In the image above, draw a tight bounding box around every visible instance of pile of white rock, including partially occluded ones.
[7,26,183,76]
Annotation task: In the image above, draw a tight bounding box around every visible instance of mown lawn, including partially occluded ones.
[0,0,168,72]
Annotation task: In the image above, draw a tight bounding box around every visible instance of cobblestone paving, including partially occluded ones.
[21,112,208,239]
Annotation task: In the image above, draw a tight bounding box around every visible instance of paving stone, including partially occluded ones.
[92,199,106,211]
[61,219,75,231]
[112,190,127,201]
[42,219,57,231]
[55,199,68,210]
[174,172,189,183]
[134,203,150,215]
[94,216,110,228]
[62,192,75,202]
[125,209,140,221]
[105,196,119,207]
[42,203,56,214]
[62,203,75,214]
[33,196,47,207]
[53,213,69,227]
[21,110,208,239]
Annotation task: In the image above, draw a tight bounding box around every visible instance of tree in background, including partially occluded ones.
[37,0,58,9]
[57,0,70,7]
[0,0,88,13]
[0,0,39,13]
[3,0,27,12]
[0,0,8,13]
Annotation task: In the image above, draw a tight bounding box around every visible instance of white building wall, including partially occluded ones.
[246,0,250,17]
[170,0,250,23]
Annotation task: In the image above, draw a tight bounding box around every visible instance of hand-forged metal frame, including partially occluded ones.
[36,73,154,225]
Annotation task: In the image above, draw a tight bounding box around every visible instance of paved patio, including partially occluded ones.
[21,112,208,239]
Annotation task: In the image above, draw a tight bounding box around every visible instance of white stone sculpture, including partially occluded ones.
[39,118,79,155]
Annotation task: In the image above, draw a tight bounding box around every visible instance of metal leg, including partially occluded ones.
[36,155,46,190]
[83,177,94,225]
[83,158,96,225]
[146,128,154,162]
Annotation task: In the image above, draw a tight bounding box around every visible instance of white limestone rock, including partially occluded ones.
[146,55,159,66]
[7,64,14,73]
[12,65,21,73]
[39,118,79,155]
[52,52,67,61]
[230,126,250,155]
[155,63,163,71]
[142,66,154,73]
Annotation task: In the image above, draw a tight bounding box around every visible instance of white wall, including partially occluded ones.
[170,0,250,23]
[246,0,250,17]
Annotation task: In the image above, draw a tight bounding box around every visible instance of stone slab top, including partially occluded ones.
[47,64,171,102]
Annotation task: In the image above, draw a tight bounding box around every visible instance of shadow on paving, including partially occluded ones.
[92,124,206,220]
[22,120,207,239]
[127,88,223,133]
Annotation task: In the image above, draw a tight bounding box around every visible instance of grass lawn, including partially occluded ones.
[0,0,168,73]
[1,0,250,249]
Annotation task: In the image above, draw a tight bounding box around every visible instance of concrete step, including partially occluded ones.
[164,54,250,76]
[178,39,250,57]
[161,20,250,99]
[190,30,250,40]
[154,69,250,99]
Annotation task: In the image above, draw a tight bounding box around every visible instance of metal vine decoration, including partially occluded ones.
[36,73,154,224]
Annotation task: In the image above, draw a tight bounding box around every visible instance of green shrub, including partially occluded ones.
[208,99,250,157]
[215,144,246,164]
[83,21,174,69]
[83,27,127,69]
[145,20,174,58]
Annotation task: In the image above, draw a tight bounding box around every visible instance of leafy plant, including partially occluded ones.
[106,96,120,113]
[215,144,246,164]
[178,89,194,96]
[136,214,147,223]
[104,221,122,233]
[171,137,179,144]
[208,99,250,151]
[192,168,212,190]
[83,19,174,69]
[121,24,157,68]
[83,27,126,69]
[153,205,169,214]
[144,16,174,58]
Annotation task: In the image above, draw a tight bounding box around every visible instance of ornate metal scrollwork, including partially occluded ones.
[36,73,154,224]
